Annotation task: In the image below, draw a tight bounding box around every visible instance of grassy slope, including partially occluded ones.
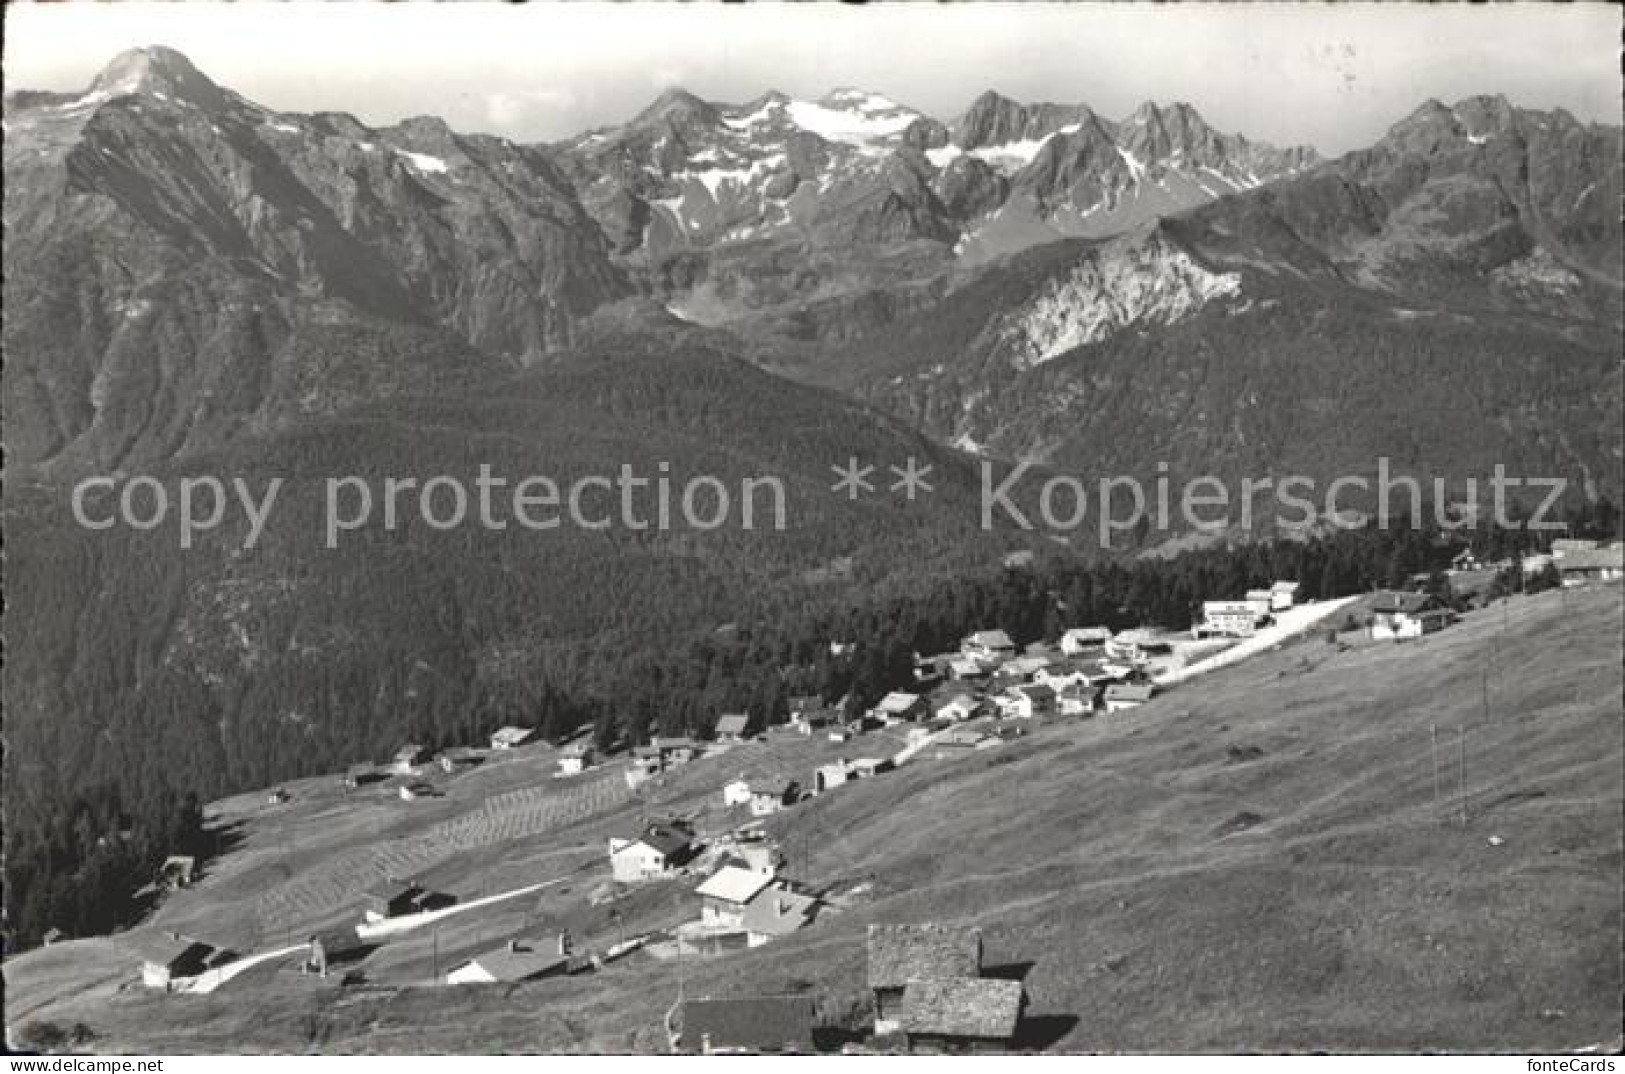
[7,587,1620,1053]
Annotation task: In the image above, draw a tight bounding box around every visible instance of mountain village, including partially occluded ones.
[30,539,1616,1055]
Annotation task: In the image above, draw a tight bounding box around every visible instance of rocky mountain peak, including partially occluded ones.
[631,87,722,129]
[89,45,231,110]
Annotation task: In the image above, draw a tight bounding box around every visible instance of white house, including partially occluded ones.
[935,693,983,722]
[488,726,535,751]
[1270,581,1301,611]
[722,777,754,808]
[1059,627,1113,655]
[696,866,774,929]
[608,821,694,883]
[1369,591,1455,640]
[1196,601,1263,639]
[1244,589,1275,617]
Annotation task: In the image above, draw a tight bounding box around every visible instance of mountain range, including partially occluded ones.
[5,47,1618,493]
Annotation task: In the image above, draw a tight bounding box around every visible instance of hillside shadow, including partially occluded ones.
[1013,1013,1080,1051]
[983,959,1035,982]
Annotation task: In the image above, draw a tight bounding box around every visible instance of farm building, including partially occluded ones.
[713,713,751,741]
[874,691,926,722]
[626,748,663,788]
[788,693,825,716]
[790,709,831,736]
[961,630,1016,664]
[361,881,434,923]
[1104,683,1155,713]
[815,760,852,793]
[1551,538,1600,558]
[674,996,815,1054]
[436,748,479,774]
[750,779,800,816]
[651,737,701,766]
[305,929,366,976]
[1369,591,1455,640]
[156,854,196,891]
[1008,683,1056,718]
[608,820,695,883]
[1271,580,1302,611]
[446,935,571,985]
[901,977,1025,1054]
[1558,545,1624,586]
[867,923,983,1034]
[557,742,594,776]
[1059,626,1112,654]
[488,725,536,750]
[392,744,432,774]
[132,932,229,991]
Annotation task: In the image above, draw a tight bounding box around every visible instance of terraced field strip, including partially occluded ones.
[252,768,633,933]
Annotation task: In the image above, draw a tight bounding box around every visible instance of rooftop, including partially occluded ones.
[1371,590,1440,614]
[867,923,982,989]
[676,996,815,1054]
[714,714,751,737]
[454,936,568,982]
[902,977,1024,1039]
[696,865,775,905]
[742,886,818,937]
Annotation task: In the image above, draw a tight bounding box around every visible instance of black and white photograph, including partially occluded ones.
[2,1,1621,1061]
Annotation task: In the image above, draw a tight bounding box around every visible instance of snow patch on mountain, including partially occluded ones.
[396,149,450,174]
[783,97,918,146]
[999,239,1242,367]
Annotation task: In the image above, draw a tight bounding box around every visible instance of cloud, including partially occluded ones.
[482,87,578,131]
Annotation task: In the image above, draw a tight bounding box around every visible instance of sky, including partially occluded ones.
[5,2,1620,154]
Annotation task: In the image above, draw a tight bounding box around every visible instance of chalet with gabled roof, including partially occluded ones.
[1370,590,1455,639]
[901,977,1025,1054]
[867,923,982,1035]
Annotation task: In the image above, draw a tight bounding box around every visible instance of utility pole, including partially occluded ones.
[1430,723,1441,819]
[1458,723,1469,829]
